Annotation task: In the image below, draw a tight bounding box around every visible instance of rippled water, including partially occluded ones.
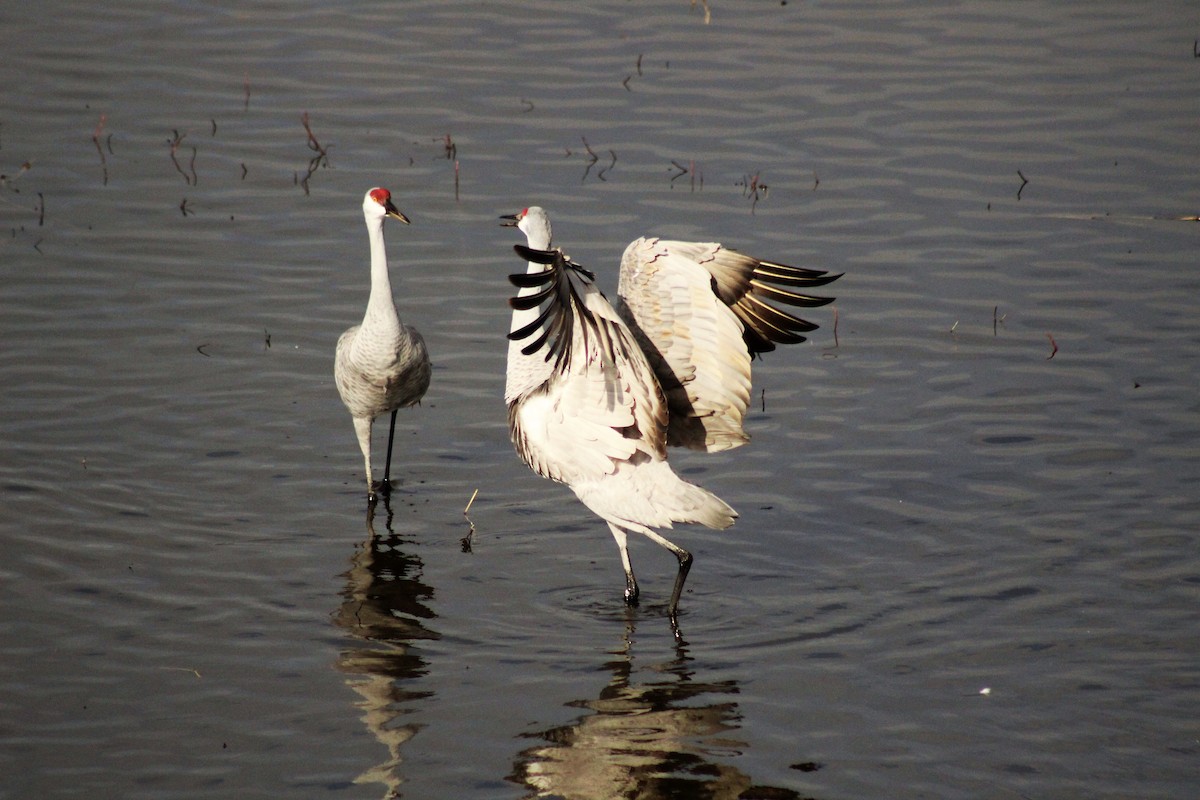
[2,1,1198,798]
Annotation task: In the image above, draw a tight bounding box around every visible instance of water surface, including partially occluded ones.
[2,1,1198,798]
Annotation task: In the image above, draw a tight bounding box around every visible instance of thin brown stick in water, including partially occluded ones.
[738,171,768,213]
[299,112,332,195]
[580,136,599,182]
[168,130,193,185]
[92,114,109,185]
[597,149,616,181]
[669,160,688,187]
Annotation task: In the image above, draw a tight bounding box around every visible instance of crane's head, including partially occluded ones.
[364,187,411,224]
[499,206,552,250]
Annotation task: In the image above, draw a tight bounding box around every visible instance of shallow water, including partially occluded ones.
[2,1,1198,798]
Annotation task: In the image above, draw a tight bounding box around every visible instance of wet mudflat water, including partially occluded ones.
[2,1,1198,798]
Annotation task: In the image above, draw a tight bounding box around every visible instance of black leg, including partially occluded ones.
[380,408,399,495]
[666,549,693,620]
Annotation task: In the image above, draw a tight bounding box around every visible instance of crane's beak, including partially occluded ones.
[384,199,411,224]
[499,212,520,228]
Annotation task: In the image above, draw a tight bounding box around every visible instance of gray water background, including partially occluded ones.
[1,1,1198,798]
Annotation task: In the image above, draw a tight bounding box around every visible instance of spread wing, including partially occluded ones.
[616,237,840,452]
[506,246,668,488]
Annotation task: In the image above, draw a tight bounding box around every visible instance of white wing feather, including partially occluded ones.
[617,238,752,452]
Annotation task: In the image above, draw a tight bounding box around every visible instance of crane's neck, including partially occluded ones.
[364,216,400,328]
[523,225,551,251]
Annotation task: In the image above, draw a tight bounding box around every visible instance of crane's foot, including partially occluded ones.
[623,575,640,607]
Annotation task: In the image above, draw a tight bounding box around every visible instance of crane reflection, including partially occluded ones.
[332,500,439,800]
[509,624,810,800]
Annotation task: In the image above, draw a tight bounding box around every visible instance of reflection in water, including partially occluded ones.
[510,625,810,800]
[332,501,439,800]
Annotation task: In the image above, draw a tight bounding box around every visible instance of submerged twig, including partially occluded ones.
[461,489,479,553]
[162,667,203,679]
[669,159,701,192]
[299,112,332,195]
[737,171,768,213]
[580,136,599,182]
[669,160,688,185]
[92,114,109,185]
[597,149,616,181]
[1045,333,1058,360]
[1017,170,1029,200]
[168,130,195,186]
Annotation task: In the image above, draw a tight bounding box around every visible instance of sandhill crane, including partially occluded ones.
[335,188,431,503]
[500,206,840,621]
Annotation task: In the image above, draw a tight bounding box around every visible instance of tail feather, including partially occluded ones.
[573,460,737,532]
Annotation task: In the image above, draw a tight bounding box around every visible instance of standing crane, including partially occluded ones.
[335,188,431,503]
[500,206,840,622]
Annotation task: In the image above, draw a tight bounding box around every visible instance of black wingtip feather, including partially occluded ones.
[514,244,557,264]
[507,245,600,367]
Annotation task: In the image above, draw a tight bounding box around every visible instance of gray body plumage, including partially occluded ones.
[335,188,430,501]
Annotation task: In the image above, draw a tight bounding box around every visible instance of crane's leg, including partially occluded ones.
[640,528,693,620]
[380,408,399,497]
[352,416,376,502]
[607,523,639,606]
